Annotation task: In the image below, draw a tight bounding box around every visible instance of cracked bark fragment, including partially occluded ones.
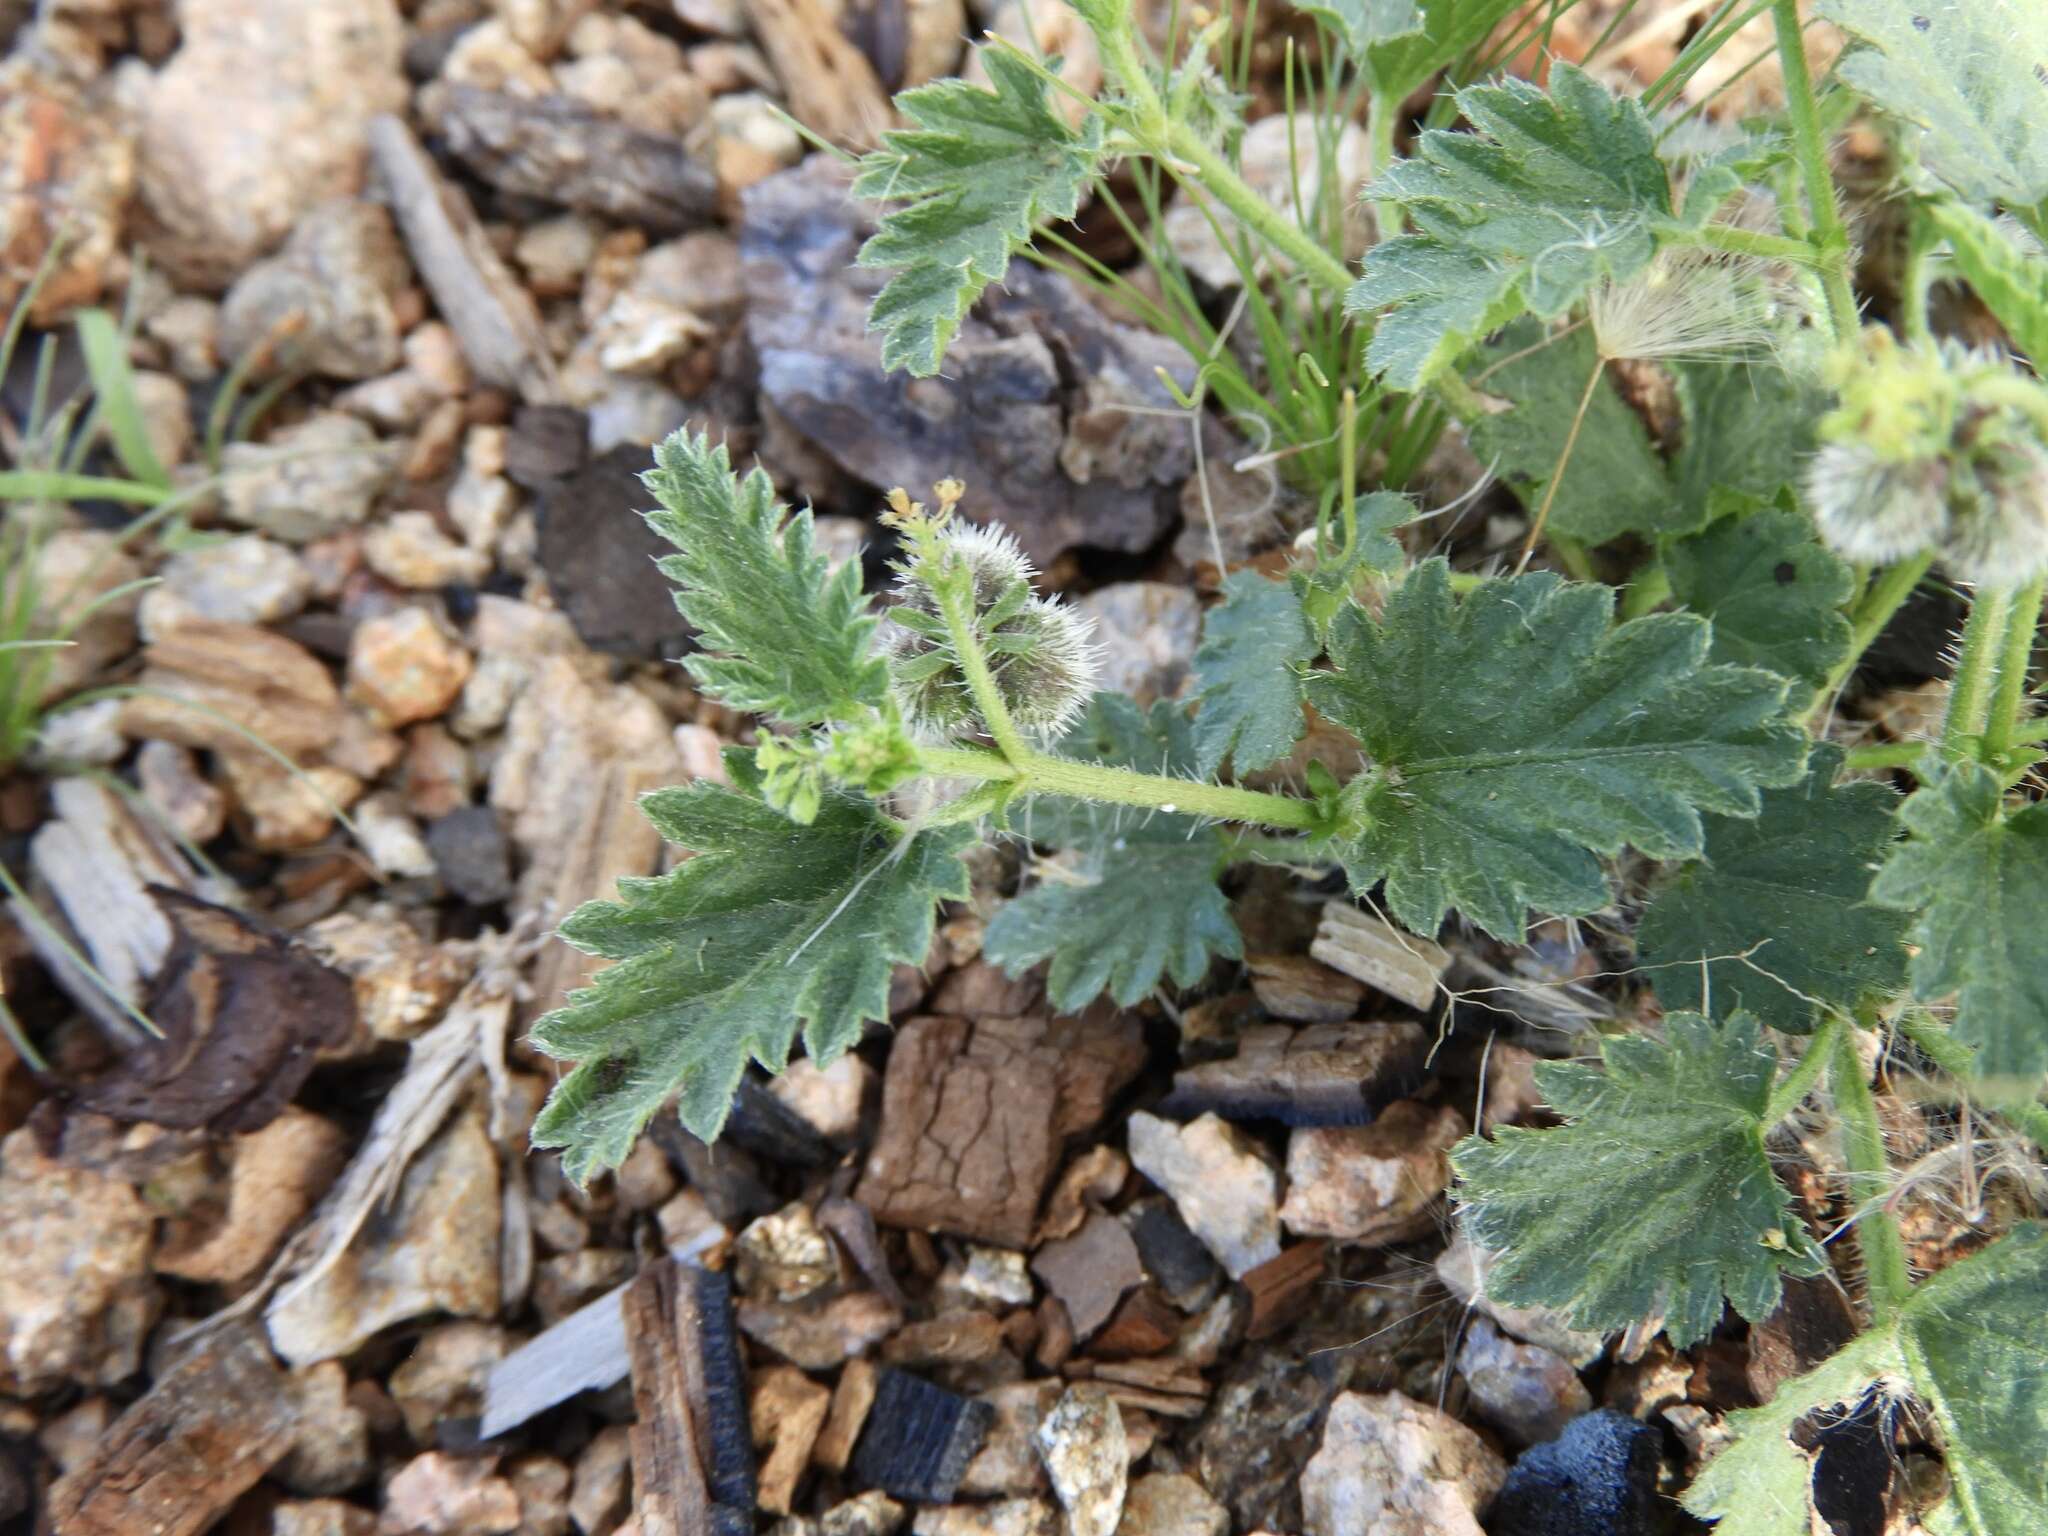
[855,1012,1142,1249]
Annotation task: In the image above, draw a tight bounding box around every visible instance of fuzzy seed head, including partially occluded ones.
[1589,248,1806,365]
[1937,437,2048,587]
[1807,441,1952,566]
[880,502,1100,740]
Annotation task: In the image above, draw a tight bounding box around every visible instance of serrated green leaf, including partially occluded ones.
[983,837,1243,1010]
[1673,359,1824,526]
[1818,0,2048,210]
[1452,1011,1828,1347]
[1189,571,1317,777]
[990,693,1243,1010]
[530,763,971,1179]
[1365,0,1522,101]
[1464,321,1684,545]
[1637,746,1907,1033]
[1349,64,1693,388]
[643,431,888,727]
[854,48,1105,376]
[1869,763,2048,1082]
[1303,560,1808,941]
[1681,1332,1900,1536]
[1925,200,2048,364]
[1686,1224,2048,1536]
[1293,0,1423,53]
[1663,497,1854,689]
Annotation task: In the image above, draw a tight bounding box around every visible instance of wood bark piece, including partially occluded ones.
[750,0,893,147]
[748,1364,831,1515]
[15,776,203,1038]
[849,1369,994,1505]
[856,1012,1143,1248]
[1158,1021,1430,1129]
[815,1357,879,1474]
[1309,902,1450,1012]
[71,891,354,1135]
[440,86,719,233]
[368,114,557,403]
[623,1260,756,1536]
[1240,1241,1327,1341]
[48,1323,301,1536]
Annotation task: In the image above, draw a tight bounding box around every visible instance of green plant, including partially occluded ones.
[533,3,2048,1528]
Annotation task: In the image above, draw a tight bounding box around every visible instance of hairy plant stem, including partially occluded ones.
[1832,1019,1913,1321]
[1941,582,2016,761]
[1769,0,1859,343]
[1806,552,1934,727]
[916,743,1324,830]
[1691,222,1827,269]
[1368,91,1402,237]
[1981,577,2044,768]
[1840,741,1928,774]
[933,574,1030,766]
[1898,1014,2048,1159]
[1094,17,1357,299]
[1766,1013,1843,1125]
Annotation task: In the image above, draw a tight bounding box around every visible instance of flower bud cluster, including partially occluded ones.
[878,483,1099,739]
[1807,332,2048,587]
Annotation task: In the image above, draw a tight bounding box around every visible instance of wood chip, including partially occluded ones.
[850,1369,994,1505]
[1309,903,1450,1011]
[882,1312,1008,1369]
[48,1323,301,1536]
[1087,1288,1182,1361]
[749,1365,831,1516]
[1240,1241,1327,1342]
[624,1260,756,1536]
[1246,954,1365,1024]
[814,1357,879,1475]
[750,0,893,147]
[1158,1021,1429,1129]
[439,86,719,232]
[369,115,558,403]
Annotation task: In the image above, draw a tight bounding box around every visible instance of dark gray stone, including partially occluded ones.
[535,443,692,659]
[1488,1409,1663,1536]
[425,806,515,906]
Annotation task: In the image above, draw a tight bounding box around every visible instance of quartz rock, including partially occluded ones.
[347,607,474,728]
[1035,1388,1126,1536]
[1279,1102,1465,1244]
[136,0,406,289]
[221,413,398,543]
[1125,1112,1281,1280]
[220,198,410,379]
[1298,1392,1505,1536]
[266,1109,501,1367]
[0,1128,157,1394]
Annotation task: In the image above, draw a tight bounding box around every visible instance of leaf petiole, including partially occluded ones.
[915,742,1325,831]
[1831,1015,1914,1321]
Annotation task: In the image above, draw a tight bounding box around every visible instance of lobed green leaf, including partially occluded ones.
[1452,1011,1828,1348]
[854,48,1106,376]
[1637,745,1907,1033]
[1189,571,1318,777]
[1305,560,1809,941]
[1663,495,1854,690]
[642,431,888,727]
[1819,0,2048,211]
[1924,200,2048,365]
[988,694,1243,1010]
[1869,763,2048,1082]
[530,757,971,1179]
[1350,65,1693,388]
[1464,321,1683,545]
[1686,1223,2048,1536]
